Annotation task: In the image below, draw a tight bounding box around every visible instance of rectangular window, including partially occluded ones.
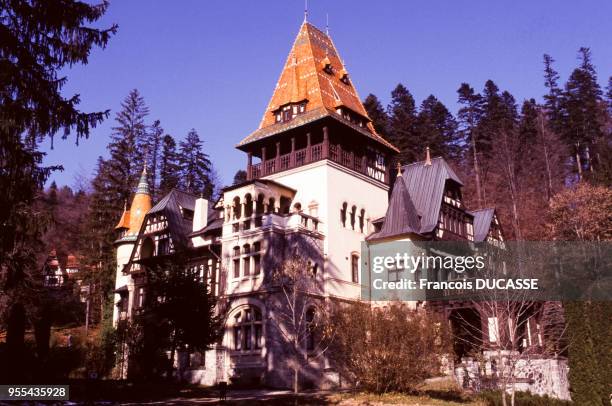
[253,254,261,275]
[243,325,252,350]
[351,254,359,283]
[234,327,241,350]
[254,325,262,349]
[243,256,250,276]
[233,259,240,278]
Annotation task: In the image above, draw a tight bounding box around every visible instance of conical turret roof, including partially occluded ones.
[237,22,397,152]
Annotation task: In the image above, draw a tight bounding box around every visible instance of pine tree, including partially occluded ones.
[542,54,563,133]
[414,95,461,161]
[233,170,247,185]
[0,0,115,382]
[607,76,612,113]
[387,84,418,164]
[559,48,604,178]
[178,129,214,198]
[457,83,484,207]
[363,94,389,138]
[107,89,150,205]
[159,135,181,196]
[145,120,164,200]
[478,80,505,156]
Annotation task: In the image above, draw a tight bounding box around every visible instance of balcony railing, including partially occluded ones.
[248,142,388,183]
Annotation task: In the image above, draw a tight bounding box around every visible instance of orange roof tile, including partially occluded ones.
[237,22,398,152]
[115,208,130,230]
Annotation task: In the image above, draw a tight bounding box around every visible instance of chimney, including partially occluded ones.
[424,146,432,166]
[193,197,209,232]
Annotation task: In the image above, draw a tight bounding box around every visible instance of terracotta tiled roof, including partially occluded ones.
[237,22,397,152]
[115,208,130,230]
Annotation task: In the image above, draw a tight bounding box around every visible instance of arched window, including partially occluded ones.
[140,237,154,259]
[340,202,347,227]
[351,253,359,283]
[233,197,242,219]
[268,197,276,214]
[350,205,357,230]
[232,306,263,351]
[256,194,265,215]
[359,209,365,233]
[244,194,253,217]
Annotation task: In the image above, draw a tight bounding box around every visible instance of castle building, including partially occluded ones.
[112,20,569,398]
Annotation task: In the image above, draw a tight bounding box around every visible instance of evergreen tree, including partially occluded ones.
[363,94,389,138]
[565,302,602,405]
[0,0,115,382]
[159,135,181,196]
[414,95,461,161]
[107,89,150,205]
[178,129,214,198]
[477,80,505,156]
[233,170,247,185]
[145,120,164,200]
[607,76,612,113]
[387,84,418,164]
[542,54,563,133]
[457,83,485,207]
[559,48,603,177]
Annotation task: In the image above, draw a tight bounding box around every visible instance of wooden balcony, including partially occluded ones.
[248,141,388,184]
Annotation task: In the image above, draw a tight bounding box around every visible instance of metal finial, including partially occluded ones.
[326,13,329,35]
[396,162,402,176]
[304,0,308,22]
[425,146,432,166]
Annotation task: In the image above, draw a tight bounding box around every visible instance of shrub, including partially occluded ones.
[328,301,451,393]
[479,390,572,406]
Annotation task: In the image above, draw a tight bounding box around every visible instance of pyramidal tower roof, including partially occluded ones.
[237,22,397,152]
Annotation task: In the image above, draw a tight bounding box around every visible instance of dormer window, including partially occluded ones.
[340,68,350,84]
[274,101,307,123]
[322,56,333,74]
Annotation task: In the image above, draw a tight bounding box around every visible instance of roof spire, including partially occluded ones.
[304,0,308,22]
[396,162,403,176]
[425,146,432,166]
[136,162,150,195]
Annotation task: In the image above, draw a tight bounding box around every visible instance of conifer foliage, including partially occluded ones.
[158,134,181,196]
[178,129,214,198]
[0,0,116,382]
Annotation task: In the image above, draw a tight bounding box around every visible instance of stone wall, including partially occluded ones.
[454,353,570,401]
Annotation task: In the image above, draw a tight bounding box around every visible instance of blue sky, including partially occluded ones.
[44,0,612,188]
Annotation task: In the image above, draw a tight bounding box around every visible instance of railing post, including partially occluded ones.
[290,137,296,167]
[323,126,329,159]
[306,132,311,162]
[247,152,252,180]
[261,146,267,175]
[337,143,342,164]
[362,154,367,175]
[275,142,281,173]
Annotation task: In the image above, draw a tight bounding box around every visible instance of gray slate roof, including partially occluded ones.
[367,157,466,241]
[402,157,463,233]
[367,175,420,240]
[148,189,201,250]
[469,208,495,242]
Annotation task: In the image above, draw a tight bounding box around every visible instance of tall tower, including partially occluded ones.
[236,21,398,298]
[113,165,152,324]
